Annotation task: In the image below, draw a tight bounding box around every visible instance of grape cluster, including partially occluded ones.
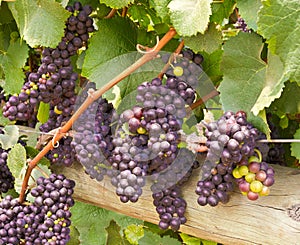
[161,51,202,105]
[0,174,75,244]
[234,17,251,33]
[151,149,199,230]
[152,186,187,231]
[0,148,14,194]
[265,114,285,165]
[196,111,273,206]
[233,159,275,201]
[71,82,115,181]
[196,161,234,206]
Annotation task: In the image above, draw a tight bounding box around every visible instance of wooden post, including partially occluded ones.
[54,163,300,245]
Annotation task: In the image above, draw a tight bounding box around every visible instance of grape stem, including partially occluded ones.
[188,89,220,111]
[18,28,177,203]
[122,7,128,17]
[104,8,117,19]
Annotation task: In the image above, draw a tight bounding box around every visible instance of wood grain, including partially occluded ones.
[54,163,300,245]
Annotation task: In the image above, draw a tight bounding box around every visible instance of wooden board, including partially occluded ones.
[54,163,300,245]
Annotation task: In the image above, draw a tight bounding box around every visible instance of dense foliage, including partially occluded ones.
[0,0,299,244]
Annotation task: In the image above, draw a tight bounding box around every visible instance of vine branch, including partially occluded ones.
[19,28,177,203]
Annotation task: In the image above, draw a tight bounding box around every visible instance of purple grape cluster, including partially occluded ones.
[196,111,263,206]
[196,161,233,206]
[234,17,251,33]
[3,2,93,123]
[162,48,203,101]
[152,186,187,231]
[151,149,199,230]
[0,174,75,244]
[0,147,14,194]
[71,82,115,181]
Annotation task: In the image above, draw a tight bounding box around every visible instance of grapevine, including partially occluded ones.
[0,0,299,244]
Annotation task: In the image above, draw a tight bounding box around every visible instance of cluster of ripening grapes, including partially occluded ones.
[196,111,275,206]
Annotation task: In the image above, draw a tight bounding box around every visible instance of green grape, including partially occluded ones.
[232,167,242,179]
[238,165,249,176]
[245,172,256,183]
[173,66,184,77]
[250,180,263,193]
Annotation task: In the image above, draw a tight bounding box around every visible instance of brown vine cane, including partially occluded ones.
[18,28,177,203]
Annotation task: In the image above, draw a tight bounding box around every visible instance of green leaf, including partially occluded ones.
[0,125,19,149]
[25,146,50,167]
[257,0,300,83]
[124,224,144,245]
[0,38,29,94]
[201,49,223,86]
[0,107,11,126]
[139,230,181,245]
[8,0,70,48]
[270,81,300,115]
[236,0,262,31]
[0,2,14,24]
[82,16,137,86]
[201,238,218,245]
[37,101,50,124]
[251,52,285,116]
[149,0,171,23]
[218,32,268,131]
[180,233,202,245]
[128,3,161,30]
[71,201,143,245]
[106,220,131,245]
[6,143,26,179]
[185,23,222,54]
[168,0,213,36]
[68,226,81,245]
[210,0,236,24]
[100,0,134,8]
[291,127,300,161]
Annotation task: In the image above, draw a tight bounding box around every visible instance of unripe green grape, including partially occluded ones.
[245,172,256,183]
[238,165,249,176]
[248,155,260,163]
[173,66,184,76]
[250,180,263,193]
[232,167,242,179]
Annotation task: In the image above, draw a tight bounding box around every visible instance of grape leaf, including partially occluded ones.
[0,125,19,150]
[106,220,131,245]
[149,0,171,23]
[6,143,26,178]
[210,0,235,24]
[100,0,134,8]
[37,101,50,124]
[218,32,268,132]
[124,224,144,245]
[71,201,143,245]
[0,2,14,24]
[180,233,203,245]
[184,23,222,54]
[138,230,181,245]
[270,82,300,115]
[128,3,161,30]
[201,49,223,86]
[8,0,70,48]
[251,52,285,116]
[257,0,300,83]
[236,0,262,31]
[82,17,137,87]
[168,0,213,36]
[25,146,50,167]
[0,38,29,94]
[0,107,11,126]
[291,128,300,161]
